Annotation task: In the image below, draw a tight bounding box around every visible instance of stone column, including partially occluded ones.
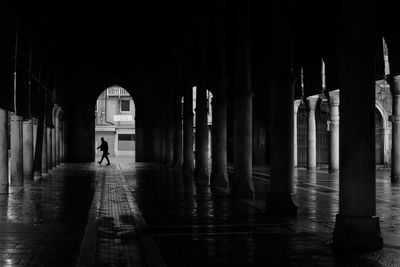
[0,109,9,193]
[231,0,254,197]
[160,122,166,163]
[55,113,59,166]
[41,126,48,175]
[52,126,56,168]
[307,96,318,170]
[329,90,340,173]
[194,28,210,185]
[63,119,67,162]
[166,98,174,166]
[264,0,297,215]
[22,119,34,180]
[10,113,23,186]
[182,90,194,175]
[47,126,52,171]
[173,97,183,168]
[153,126,160,162]
[33,117,38,153]
[332,15,382,248]
[182,44,195,176]
[388,75,400,182]
[211,1,229,190]
[56,112,61,165]
[60,117,64,163]
[293,100,302,168]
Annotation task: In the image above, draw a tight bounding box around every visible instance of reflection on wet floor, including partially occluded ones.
[2,157,400,266]
[117,160,400,266]
[0,164,95,266]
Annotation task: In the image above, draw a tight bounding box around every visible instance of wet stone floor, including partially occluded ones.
[2,158,400,266]
[0,164,95,266]
[117,161,400,267]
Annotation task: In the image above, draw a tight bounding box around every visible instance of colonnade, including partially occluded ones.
[293,90,340,173]
[0,105,67,194]
[152,0,390,251]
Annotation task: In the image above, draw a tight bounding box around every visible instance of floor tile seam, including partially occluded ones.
[99,167,136,265]
[116,163,167,267]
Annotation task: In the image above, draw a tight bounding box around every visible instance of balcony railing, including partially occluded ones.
[107,86,130,96]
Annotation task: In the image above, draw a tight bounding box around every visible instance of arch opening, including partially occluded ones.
[94,85,136,163]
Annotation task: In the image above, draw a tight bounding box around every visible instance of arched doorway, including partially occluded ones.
[94,85,135,161]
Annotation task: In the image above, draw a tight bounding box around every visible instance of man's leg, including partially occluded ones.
[106,155,110,165]
[99,154,104,164]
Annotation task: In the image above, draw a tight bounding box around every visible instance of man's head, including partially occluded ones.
[101,137,104,141]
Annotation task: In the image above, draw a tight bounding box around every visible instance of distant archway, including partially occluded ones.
[94,85,136,160]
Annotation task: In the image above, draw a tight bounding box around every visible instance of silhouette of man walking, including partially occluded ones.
[97,137,110,165]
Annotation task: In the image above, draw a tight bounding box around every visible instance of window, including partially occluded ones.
[120,100,130,112]
[118,134,135,141]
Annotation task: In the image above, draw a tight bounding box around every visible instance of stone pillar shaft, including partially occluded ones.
[41,126,48,174]
[264,0,297,215]
[0,109,9,193]
[33,118,38,153]
[56,115,61,165]
[173,97,183,167]
[307,96,318,170]
[266,74,298,215]
[293,100,302,168]
[160,122,166,163]
[329,90,340,173]
[211,98,228,188]
[333,43,382,249]
[47,127,52,170]
[52,127,56,168]
[11,113,23,186]
[195,29,210,184]
[210,1,228,189]
[231,0,253,197]
[22,119,34,180]
[166,99,174,166]
[232,91,254,197]
[389,75,400,182]
[182,85,194,175]
[195,86,209,184]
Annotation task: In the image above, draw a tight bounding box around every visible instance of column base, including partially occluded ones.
[195,168,209,186]
[391,174,400,183]
[265,192,297,216]
[333,214,383,251]
[0,184,8,194]
[211,171,229,188]
[231,180,254,198]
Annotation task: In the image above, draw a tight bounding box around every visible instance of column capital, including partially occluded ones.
[306,95,319,110]
[387,75,400,95]
[329,89,340,107]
